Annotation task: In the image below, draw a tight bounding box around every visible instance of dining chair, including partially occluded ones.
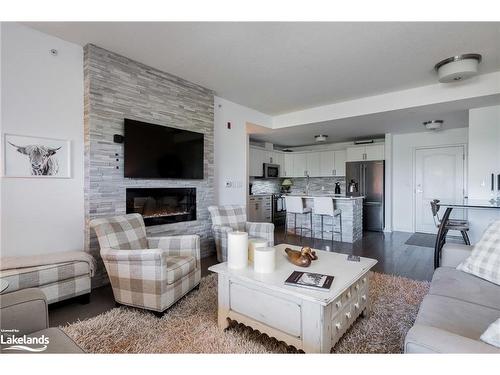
[430,199,471,245]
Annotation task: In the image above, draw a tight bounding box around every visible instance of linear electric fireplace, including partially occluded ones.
[126,188,196,226]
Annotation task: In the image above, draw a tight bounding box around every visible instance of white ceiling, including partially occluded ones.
[249,94,500,147]
[25,22,500,115]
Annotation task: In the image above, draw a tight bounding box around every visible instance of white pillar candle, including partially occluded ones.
[227,231,248,269]
[248,238,268,262]
[254,246,276,273]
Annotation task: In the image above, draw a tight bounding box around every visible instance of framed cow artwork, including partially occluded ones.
[3,134,71,178]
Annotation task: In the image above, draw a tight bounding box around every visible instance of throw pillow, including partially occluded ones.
[480,318,500,348]
[457,220,500,286]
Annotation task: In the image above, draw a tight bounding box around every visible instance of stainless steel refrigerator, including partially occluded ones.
[346,160,385,232]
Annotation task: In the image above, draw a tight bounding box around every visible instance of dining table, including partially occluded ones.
[434,198,500,268]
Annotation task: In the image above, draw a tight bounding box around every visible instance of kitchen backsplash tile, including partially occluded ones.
[250,177,346,195]
[250,178,281,194]
[289,177,346,195]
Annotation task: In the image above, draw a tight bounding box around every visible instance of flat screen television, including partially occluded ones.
[124,119,204,179]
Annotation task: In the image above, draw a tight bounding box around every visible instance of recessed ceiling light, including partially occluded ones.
[314,135,328,142]
[423,120,444,131]
[434,54,482,83]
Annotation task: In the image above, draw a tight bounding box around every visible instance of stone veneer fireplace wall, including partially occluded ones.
[84,44,215,287]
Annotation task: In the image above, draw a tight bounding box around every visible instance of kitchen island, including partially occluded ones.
[285,194,364,243]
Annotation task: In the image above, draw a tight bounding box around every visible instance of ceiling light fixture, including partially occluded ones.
[434,54,482,83]
[423,120,444,131]
[314,135,328,142]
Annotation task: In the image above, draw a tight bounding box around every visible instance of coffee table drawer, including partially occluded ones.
[229,282,302,337]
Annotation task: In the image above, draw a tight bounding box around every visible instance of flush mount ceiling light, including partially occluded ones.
[314,134,328,142]
[423,120,444,131]
[434,54,482,83]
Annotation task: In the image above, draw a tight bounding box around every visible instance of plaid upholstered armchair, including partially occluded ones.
[90,214,200,314]
[208,205,274,262]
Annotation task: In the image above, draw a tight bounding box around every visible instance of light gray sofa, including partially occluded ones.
[0,288,83,353]
[405,243,500,353]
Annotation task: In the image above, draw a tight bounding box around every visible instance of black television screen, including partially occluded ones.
[124,119,204,179]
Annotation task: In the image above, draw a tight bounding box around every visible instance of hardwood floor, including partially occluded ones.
[275,228,435,282]
[48,229,434,327]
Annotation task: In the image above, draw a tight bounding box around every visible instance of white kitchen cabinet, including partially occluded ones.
[346,146,366,162]
[346,144,384,162]
[365,144,385,160]
[318,150,346,176]
[306,152,320,177]
[265,151,278,164]
[274,152,285,176]
[283,153,294,177]
[292,153,307,177]
[249,147,264,176]
[333,150,346,176]
[319,150,335,177]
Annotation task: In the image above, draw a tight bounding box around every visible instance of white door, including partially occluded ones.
[415,146,465,233]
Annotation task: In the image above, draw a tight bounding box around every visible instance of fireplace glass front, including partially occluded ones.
[126,188,196,226]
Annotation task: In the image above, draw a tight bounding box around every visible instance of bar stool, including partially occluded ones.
[284,196,312,244]
[312,197,343,248]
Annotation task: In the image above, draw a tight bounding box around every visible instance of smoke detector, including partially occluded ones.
[423,120,444,131]
[314,134,328,142]
[434,54,482,83]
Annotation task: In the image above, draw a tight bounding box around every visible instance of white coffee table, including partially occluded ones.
[209,244,377,353]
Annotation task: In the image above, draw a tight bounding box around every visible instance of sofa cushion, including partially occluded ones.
[441,243,473,268]
[415,294,499,340]
[405,324,500,353]
[480,318,500,348]
[457,219,500,286]
[0,261,91,294]
[165,256,196,285]
[430,267,500,311]
[39,275,91,304]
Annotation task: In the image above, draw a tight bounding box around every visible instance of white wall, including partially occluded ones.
[384,133,393,232]
[391,127,468,233]
[214,96,272,206]
[1,23,84,256]
[467,105,500,243]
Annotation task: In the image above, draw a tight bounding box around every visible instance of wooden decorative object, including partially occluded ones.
[285,246,318,267]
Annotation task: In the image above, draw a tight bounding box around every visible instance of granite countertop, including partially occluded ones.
[285,193,365,200]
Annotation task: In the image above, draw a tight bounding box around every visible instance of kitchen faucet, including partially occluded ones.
[305,173,310,195]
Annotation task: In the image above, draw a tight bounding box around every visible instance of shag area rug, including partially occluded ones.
[62,272,429,354]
